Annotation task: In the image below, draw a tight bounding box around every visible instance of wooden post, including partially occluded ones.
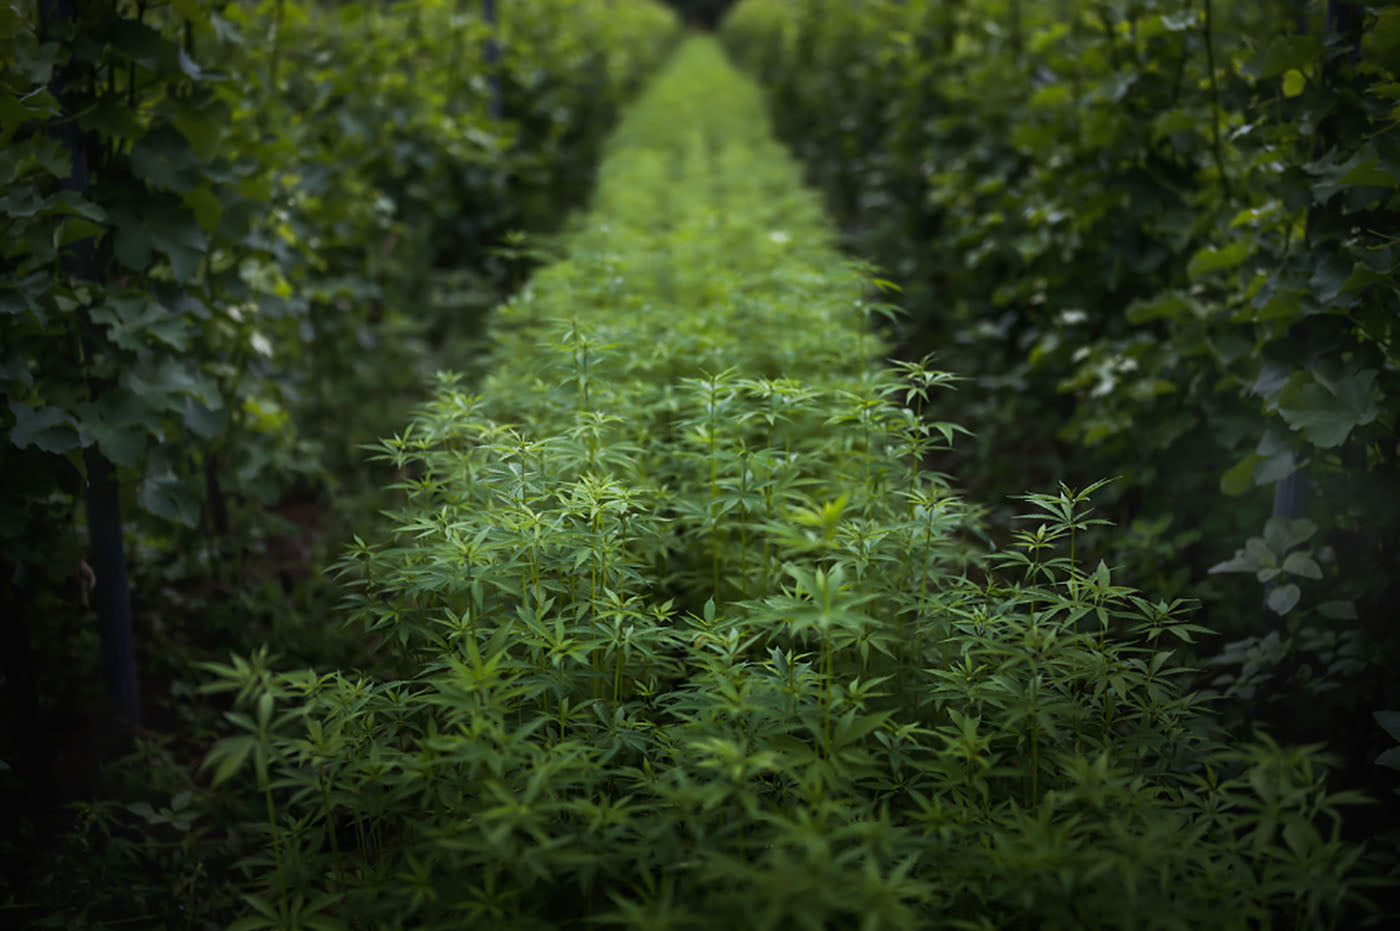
[85,451,141,726]
[40,0,141,727]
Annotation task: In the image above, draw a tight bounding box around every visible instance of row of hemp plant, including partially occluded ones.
[196,39,1382,929]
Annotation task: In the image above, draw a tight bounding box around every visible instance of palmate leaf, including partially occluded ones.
[130,125,203,193]
[137,450,201,526]
[201,734,256,788]
[108,195,207,282]
[7,400,84,453]
[1277,368,1380,448]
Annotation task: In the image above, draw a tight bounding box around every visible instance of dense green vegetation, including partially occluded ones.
[164,37,1384,929]
[1,0,677,922]
[724,0,1400,893]
[4,0,1398,926]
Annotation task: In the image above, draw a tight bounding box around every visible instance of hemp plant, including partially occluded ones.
[200,38,1379,931]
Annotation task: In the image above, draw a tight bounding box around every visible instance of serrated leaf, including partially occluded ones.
[110,196,207,281]
[91,295,184,351]
[1252,450,1297,486]
[131,126,201,192]
[202,735,255,787]
[8,401,83,454]
[183,397,226,440]
[1281,552,1322,580]
[1277,369,1379,448]
[85,419,147,468]
[1263,516,1315,553]
[138,452,201,526]
[1266,583,1301,616]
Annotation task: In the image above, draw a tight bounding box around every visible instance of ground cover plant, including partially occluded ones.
[190,39,1384,929]
[722,0,1400,892]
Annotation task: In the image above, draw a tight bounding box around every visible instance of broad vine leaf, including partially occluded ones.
[79,415,148,469]
[1252,450,1297,486]
[1277,368,1379,448]
[8,401,83,453]
[1263,516,1316,554]
[182,397,226,440]
[131,126,201,192]
[1266,583,1301,616]
[91,295,187,352]
[138,452,201,526]
[1281,552,1322,580]
[1313,146,1400,203]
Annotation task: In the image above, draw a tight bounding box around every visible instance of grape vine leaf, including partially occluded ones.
[8,401,83,453]
[1277,368,1379,448]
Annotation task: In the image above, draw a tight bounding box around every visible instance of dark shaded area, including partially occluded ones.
[664,0,735,29]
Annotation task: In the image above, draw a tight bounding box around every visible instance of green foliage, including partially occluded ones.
[1,0,678,571]
[722,0,1400,796]
[195,40,1378,929]
[1,0,679,921]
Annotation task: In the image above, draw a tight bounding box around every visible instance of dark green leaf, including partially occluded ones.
[1277,369,1379,448]
[1266,583,1301,616]
[8,401,83,454]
